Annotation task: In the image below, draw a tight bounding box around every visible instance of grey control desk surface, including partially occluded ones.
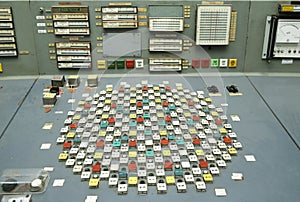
[0,75,299,202]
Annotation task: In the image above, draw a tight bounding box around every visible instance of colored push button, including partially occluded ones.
[116,60,125,69]
[228,148,237,155]
[195,149,204,156]
[89,178,100,187]
[98,131,106,137]
[119,87,125,92]
[63,141,72,149]
[228,59,237,68]
[165,86,171,91]
[199,159,208,169]
[166,176,175,184]
[129,139,137,147]
[96,140,105,147]
[130,99,136,104]
[211,59,219,67]
[137,116,144,123]
[84,103,91,109]
[142,99,149,104]
[136,101,143,107]
[58,152,68,160]
[73,115,81,120]
[143,113,150,119]
[159,130,167,136]
[129,151,137,158]
[201,59,210,68]
[113,139,121,147]
[162,150,171,156]
[106,87,113,92]
[219,128,227,134]
[129,130,137,137]
[177,86,183,91]
[192,137,201,145]
[128,163,137,172]
[161,138,169,146]
[203,174,213,182]
[153,86,159,91]
[223,136,232,144]
[92,162,101,172]
[108,61,116,69]
[128,177,138,185]
[192,58,201,68]
[164,160,173,170]
[146,149,154,157]
[142,86,148,91]
[211,111,219,117]
[110,103,117,108]
[165,115,172,122]
[104,99,111,105]
[163,101,169,107]
[102,114,109,119]
[100,121,108,128]
[94,152,103,160]
[205,97,212,103]
[193,115,200,121]
[188,101,194,106]
[108,117,115,123]
[130,114,137,119]
[129,121,136,127]
[157,113,164,118]
[155,99,161,103]
[67,132,75,138]
[215,119,222,125]
[126,59,135,68]
[189,129,197,134]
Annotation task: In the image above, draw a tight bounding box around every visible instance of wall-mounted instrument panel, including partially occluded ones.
[0,1,300,76]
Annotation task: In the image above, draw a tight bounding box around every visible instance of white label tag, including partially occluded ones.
[281,59,293,65]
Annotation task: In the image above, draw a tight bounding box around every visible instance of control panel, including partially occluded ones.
[0,0,300,76]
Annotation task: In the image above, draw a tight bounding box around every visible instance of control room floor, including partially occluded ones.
[0,74,299,202]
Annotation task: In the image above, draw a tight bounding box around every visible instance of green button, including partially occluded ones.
[211,59,219,67]
[145,130,152,135]
[108,61,116,69]
[116,60,125,69]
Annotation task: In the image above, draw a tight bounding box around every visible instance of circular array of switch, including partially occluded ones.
[57,81,243,194]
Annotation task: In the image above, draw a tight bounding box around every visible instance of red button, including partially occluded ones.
[136,101,143,107]
[193,115,200,121]
[165,86,171,91]
[192,137,201,145]
[126,59,135,69]
[119,87,125,92]
[165,115,172,122]
[192,58,201,68]
[92,162,101,172]
[142,86,148,91]
[108,117,115,123]
[223,136,232,144]
[215,119,222,125]
[70,123,77,129]
[163,101,169,107]
[188,101,194,106]
[63,141,72,149]
[201,59,210,68]
[110,103,116,108]
[137,116,144,123]
[161,138,169,146]
[129,139,137,147]
[96,140,105,147]
[128,163,137,171]
[199,159,208,168]
[84,103,91,109]
[164,160,173,170]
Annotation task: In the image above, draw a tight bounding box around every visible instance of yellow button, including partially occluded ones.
[73,115,81,120]
[66,132,75,138]
[180,98,187,103]
[128,177,138,185]
[98,131,106,136]
[129,151,137,158]
[205,98,212,103]
[89,178,100,187]
[78,100,85,105]
[228,148,237,155]
[211,111,219,117]
[153,86,159,91]
[157,113,164,118]
[166,176,175,184]
[219,128,227,134]
[189,129,197,134]
[184,112,191,117]
[130,99,136,104]
[155,99,161,103]
[130,114,136,119]
[58,153,68,160]
[177,86,183,90]
[130,87,136,91]
[94,152,103,159]
[163,150,171,156]
[195,150,204,156]
[228,59,237,68]
[104,100,111,104]
[159,130,167,136]
[106,87,113,92]
[129,130,137,136]
[102,114,109,119]
[203,174,213,182]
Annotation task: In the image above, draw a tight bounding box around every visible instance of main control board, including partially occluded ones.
[0,0,300,76]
